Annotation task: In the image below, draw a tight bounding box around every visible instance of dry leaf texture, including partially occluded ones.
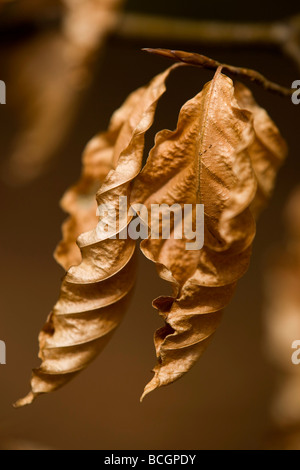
[234,82,287,216]
[55,83,146,271]
[16,60,287,405]
[131,70,287,399]
[15,66,174,407]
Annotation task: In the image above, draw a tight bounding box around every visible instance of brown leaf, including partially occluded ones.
[15,66,175,407]
[131,69,286,400]
[234,82,288,216]
[55,85,146,271]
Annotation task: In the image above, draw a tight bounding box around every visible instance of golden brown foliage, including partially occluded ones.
[16,60,287,406]
[234,82,288,216]
[54,83,146,271]
[131,70,287,399]
[15,66,174,407]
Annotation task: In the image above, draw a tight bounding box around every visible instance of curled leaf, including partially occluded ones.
[234,82,288,216]
[15,66,175,407]
[55,85,146,271]
[131,70,286,399]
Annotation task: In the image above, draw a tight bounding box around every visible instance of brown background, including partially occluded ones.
[0,0,299,450]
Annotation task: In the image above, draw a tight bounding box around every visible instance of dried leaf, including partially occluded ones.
[15,66,174,407]
[131,70,286,399]
[234,82,288,216]
[16,56,287,406]
[55,85,146,271]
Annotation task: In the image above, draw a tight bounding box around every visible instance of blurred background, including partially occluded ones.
[0,0,299,450]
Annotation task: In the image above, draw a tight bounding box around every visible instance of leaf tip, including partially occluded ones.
[142,48,173,59]
[13,391,37,409]
[142,48,161,56]
[140,375,160,402]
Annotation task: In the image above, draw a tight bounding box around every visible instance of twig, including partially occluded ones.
[143,48,294,98]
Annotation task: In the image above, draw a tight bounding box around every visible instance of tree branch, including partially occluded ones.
[143,48,293,98]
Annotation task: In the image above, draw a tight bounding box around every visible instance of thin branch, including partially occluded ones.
[143,48,294,98]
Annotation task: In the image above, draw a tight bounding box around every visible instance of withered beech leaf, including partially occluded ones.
[15,66,175,407]
[234,82,288,216]
[55,85,146,271]
[131,70,287,400]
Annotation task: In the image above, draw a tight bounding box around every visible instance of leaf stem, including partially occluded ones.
[143,48,294,98]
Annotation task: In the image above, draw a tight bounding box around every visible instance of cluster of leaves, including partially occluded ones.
[15,51,287,407]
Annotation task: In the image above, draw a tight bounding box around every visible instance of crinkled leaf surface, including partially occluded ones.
[15,66,174,407]
[55,84,146,271]
[234,82,287,216]
[16,62,287,406]
[131,70,287,399]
